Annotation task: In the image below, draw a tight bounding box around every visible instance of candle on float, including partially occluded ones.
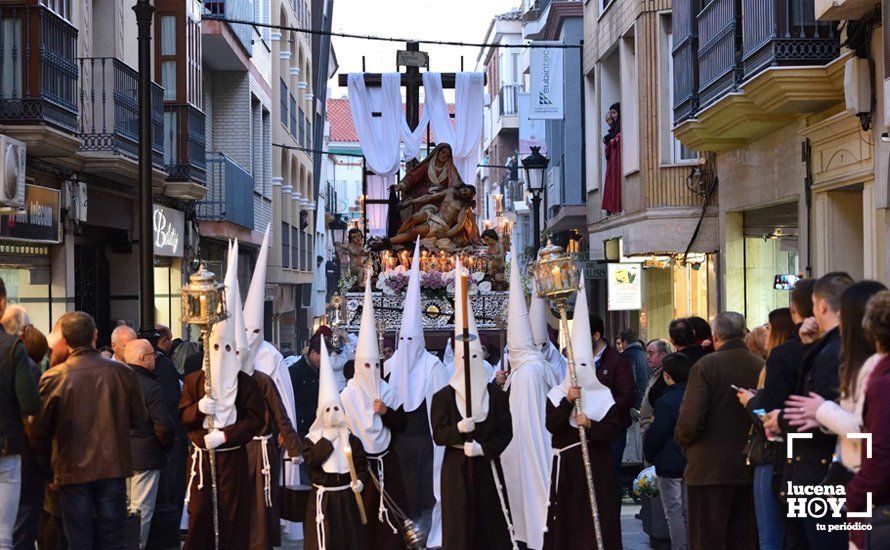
[460,273,469,330]
[483,220,492,230]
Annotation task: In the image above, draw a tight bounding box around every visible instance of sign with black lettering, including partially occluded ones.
[0,184,61,244]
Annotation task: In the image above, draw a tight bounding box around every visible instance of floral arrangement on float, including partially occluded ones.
[375,264,492,298]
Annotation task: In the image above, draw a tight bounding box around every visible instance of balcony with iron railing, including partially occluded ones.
[673,0,843,151]
[0,5,78,151]
[163,104,207,197]
[78,57,164,170]
[203,0,253,57]
[498,84,520,117]
[197,152,255,229]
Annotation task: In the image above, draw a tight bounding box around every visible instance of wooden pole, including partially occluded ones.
[459,273,474,484]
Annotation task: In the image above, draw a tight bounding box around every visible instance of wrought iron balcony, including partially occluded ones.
[741,0,839,80]
[672,0,700,124]
[78,57,163,168]
[198,152,255,229]
[498,84,520,116]
[696,0,741,111]
[203,0,253,56]
[0,5,78,131]
[164,104,207,184]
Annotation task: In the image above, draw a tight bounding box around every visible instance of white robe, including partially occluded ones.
[502,347,562,389]
[253,341,300,538]
[499,359,554,549]
[383,350,449,548]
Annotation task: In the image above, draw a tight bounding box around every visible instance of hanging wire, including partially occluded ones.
[212,17,583,49]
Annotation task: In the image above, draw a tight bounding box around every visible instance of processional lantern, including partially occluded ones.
[181,264,227,326]
[532,242,604,550]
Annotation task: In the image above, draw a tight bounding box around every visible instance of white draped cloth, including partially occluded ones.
[422,72,484,185]
[347,73,402,235]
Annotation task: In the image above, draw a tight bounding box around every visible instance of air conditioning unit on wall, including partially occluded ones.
[0,135,26,214]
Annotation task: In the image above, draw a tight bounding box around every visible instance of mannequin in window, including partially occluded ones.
[601,102,622,215]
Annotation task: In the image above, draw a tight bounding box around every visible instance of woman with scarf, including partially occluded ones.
[601,103,622,214]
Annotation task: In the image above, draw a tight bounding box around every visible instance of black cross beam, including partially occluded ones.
[337,42,487,131]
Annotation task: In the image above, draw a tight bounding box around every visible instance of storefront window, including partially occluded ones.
[153,260,183,338]
[0,266,53,334]
[744,237,798,326]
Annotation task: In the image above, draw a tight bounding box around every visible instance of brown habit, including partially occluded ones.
[302,433,369,550]
[359,407,410,550]
[430,383,514,550]
[543,400,623,550]
[247,370,303,550]
[179,370,264,550]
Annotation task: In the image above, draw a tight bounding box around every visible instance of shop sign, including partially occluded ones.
[153,205,184,257]
[0,184,61,244]
[607,263,642,311]
[529,42,564,120]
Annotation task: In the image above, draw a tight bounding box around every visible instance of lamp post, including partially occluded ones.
[522,146,549,253]
[134,0,156,342]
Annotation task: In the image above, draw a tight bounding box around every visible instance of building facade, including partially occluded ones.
[0,0,201,341]
[670,0,860,325]
[582,0,717,340]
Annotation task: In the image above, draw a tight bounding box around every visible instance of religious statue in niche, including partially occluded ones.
[601,102,622,214]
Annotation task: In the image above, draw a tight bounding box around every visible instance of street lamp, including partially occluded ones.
[522,146,549,253]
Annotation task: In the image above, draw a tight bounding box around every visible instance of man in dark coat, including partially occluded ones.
[125,339,175,550]
[619,329,650,408]
[589,315,635,473]
[778,272,852,550]
[669,318,708,366]
[676,311,762,550]
[290,336,323,437]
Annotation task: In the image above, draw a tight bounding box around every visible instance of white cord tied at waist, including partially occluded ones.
[543,439,583,533]
[184,444,240,505]
[367,451,398,534]
[313,483,351,550]
[490,460,519,550]
[254,434,273,507]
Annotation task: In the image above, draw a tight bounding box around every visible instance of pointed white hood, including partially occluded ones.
[354,271,383,400]
[506,239,543,373]
[244,224,271,362]
[388,237,430,410]
[529,280,551,351]
[548,273,615,423]
[341,272,403,454]
[450,259,490,422]
[207,245,241,428]
[307,339,351,473]
[228,241,252,375]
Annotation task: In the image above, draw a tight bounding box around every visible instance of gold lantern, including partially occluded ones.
[532,242,603,550]
[181,264,227,326]
[533,242,579,300]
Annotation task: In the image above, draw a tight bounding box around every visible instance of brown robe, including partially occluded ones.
[542,400,623,550]
[247,371,303,550]
[180,370,265,550]
[302,434,369,550]
[358,407,409,550]
[430,384,514,550]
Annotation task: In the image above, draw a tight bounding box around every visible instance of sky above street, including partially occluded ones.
[328,0,520,98]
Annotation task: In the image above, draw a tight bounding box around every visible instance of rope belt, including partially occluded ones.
[184,444,240,505]
[367,450,398,534]
[313,483,351,550]
[543,440,583,533]
[253,434,273,508]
